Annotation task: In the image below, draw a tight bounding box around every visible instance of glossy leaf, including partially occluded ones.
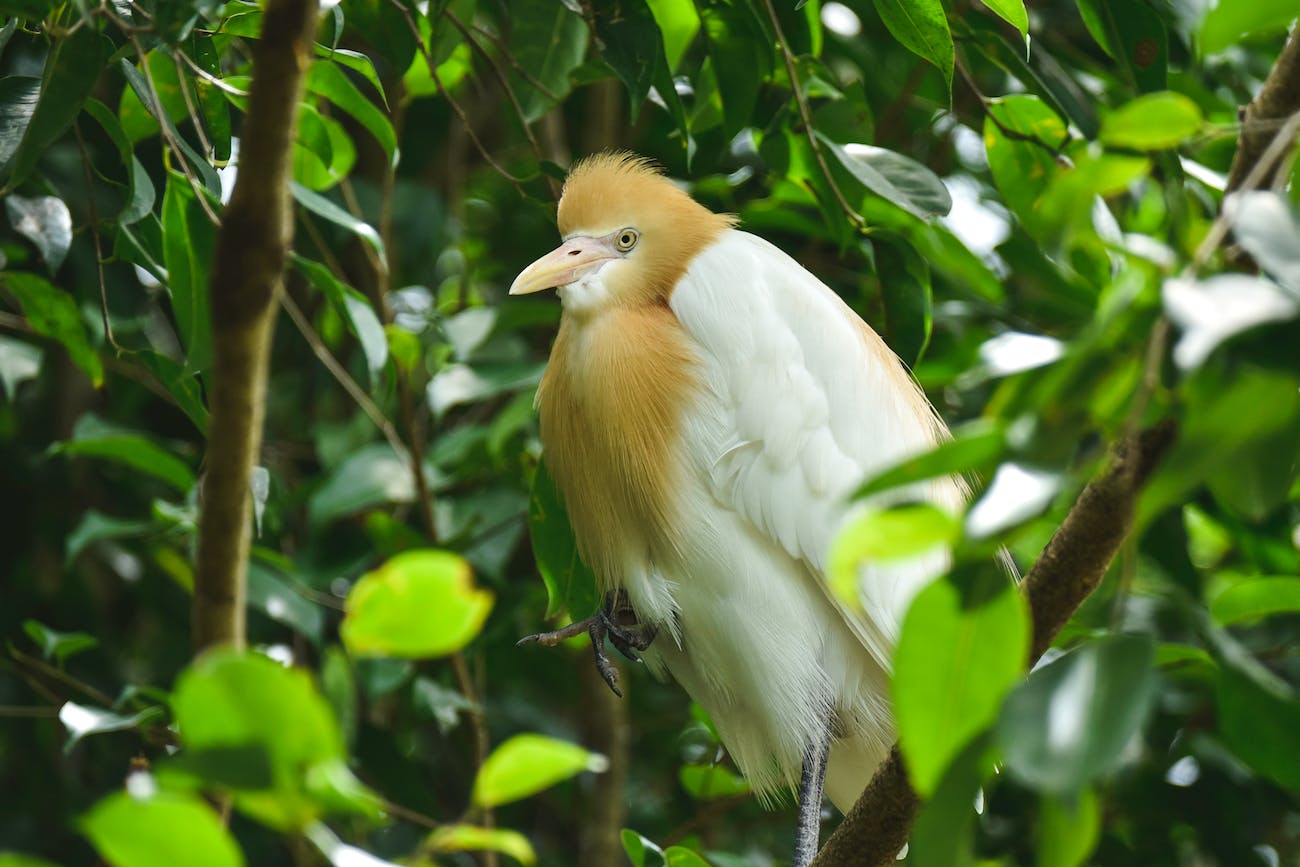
[821,136,952,219]
[342,550,493,658]
[980,0,1028,37]
[894,570,1029,796]
[5,194,72,272]
[1100,92,1202,151]
[59,702,164,753]
[870,0,953,90]
[426,825,537,865]
[0,272,102,387]
[82,791,244,867]
[472,734,607,808]
[998,634,1157,794]
[0,76,40,180]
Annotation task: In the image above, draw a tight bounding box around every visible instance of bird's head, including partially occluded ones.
[510,152,734,315]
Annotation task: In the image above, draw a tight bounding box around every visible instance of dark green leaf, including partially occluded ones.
[3,28,114,190]
[875,234,932,366]
[869,0,953,91]
[309,443,440,526]
[820,135,952,219]
[997,634,1157,794]
[291,255,388,386]
[0,76,40,180]
[509,0,587,121]
[82,791,244,867]
[894,570,1029,796]
[54,414,196,492]
[156,745,276,791]
[1077,0,1168,92]
[428,361,545,417]
[1211,578,1300,626]
[118,58,222,195]
[1217,663,1300,792]
[291,182,386,269]
[528,461,599,620]
[248,560,326,645]
[1,271,103,386]
[162,171,215,372]
[701,5,770,137]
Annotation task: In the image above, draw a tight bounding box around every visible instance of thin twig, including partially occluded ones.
[387,0,527,195]
[10,647,117,708]
[280,289,408,459]
[72,121,122,353]
[760,0,865,231]
[172,49,216,158]
[467,20,562,101]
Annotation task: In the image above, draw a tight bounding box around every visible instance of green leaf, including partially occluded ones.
[248,560,326,645]
[119,58,221,194]
[621,829,663,867]
[23,620,97,664]
[1076,0,1168,92]
[893,570,1029,796]
[875,234,932,367]
[83,98,156,225]
[172,649,376,829]
[1036,789,1102,867]
[307,60,398,166]
[0,76,40,182]
[59,701,164,753]
[701,6,770,137]
[309,443,438,526]
[82,791,244,867]
[997,634,1157,794]
[647,0,701,70]
[1217,662,1300,792]
[1200,0,1300,55]
[528,461,599,620]
[427,361,545,417]
[679,764,751,800]
[854,423,1005,500]
[906,736,992,867]
[2,27,114,190]
[291,101,355,191]
[984,95,1068,229]
[65,511,153,563]
[0,853,59,867]
[55,414,195,492]
[426,825,537,866]
[979,0,1028,36]
[155,745,275,792]
[869,0,954,91]
[829,504,959,609]
[5,194,72,273]
[342,550,493,658]
[509,0,587,121]
[292,255,388,386]
[1211,578,1300,626]
[820,135,952,219]
[591,0,692,154]
[162,171,215,372]
[664,848,712,867]
[1100,92,1202,151]
[1,271,103,387]
[471,734,607,808]
[291,182,386,270]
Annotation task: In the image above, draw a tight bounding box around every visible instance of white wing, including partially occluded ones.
[670,230,963,669]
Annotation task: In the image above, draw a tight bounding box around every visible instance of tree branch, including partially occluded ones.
[192,0,318,652]
[1226,28,1300,194]
[811,420,1177,867]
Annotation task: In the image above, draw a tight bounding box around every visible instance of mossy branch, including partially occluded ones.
[192,0,319,652]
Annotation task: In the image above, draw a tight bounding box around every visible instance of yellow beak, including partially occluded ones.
[510,235,620,296]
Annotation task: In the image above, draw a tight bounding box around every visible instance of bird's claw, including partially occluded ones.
[517,591,658,698]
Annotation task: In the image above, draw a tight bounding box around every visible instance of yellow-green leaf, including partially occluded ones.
[471,734,606,808]
[426,825,536,865]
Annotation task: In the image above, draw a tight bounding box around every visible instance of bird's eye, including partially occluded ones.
[615,229,639,251]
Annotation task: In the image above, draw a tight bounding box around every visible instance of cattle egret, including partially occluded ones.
[513,152,962,864]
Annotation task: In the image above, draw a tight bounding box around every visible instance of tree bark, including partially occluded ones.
[192,0,319,652]
[810,420,1177,867]
[1226,29,1300,194]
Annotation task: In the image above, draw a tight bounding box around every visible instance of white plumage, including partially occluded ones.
[512,153,962,828]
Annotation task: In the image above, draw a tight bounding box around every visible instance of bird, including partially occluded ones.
[511,152,962,865]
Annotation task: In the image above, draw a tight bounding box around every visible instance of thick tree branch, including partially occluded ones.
[192,0,319,652]
[811,420,1177,867]
[1226,28,1300,194]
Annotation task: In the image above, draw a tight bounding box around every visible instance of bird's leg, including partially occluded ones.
[793,720,832,867]
[516,590,657,698]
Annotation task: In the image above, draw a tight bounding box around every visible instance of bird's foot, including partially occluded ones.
[517,591,657,698]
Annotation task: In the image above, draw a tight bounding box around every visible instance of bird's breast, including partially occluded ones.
[537,304,699,592]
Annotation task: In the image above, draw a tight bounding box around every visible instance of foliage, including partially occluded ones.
[1,0,1299,865]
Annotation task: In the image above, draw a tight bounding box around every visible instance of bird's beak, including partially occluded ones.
[510,235,619,296]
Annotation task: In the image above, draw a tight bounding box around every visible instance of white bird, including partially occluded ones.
[512,152,962,864]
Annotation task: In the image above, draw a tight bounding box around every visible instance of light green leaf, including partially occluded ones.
[979,0,1028,36]
[679,764,751,800]
[306,60,397,166]
[426,825,537,865]
[1200,0,1300,55]
[1,271,102,386]
[854,423,1005,500]
[342,550,493,658]
[1036,789,1101,867]
[829,504,959,608]
[664,848,712,867]
[997,634,1156,794]
[621,829,663,867]
[894,571,1029,796]
[647,0,701,70]
[472,734,607,808]
[82,792,244,867]
[1100,92,1202,150]
[1211,578,1300,626]
[23,620,97,664]
[291,182,386,269]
